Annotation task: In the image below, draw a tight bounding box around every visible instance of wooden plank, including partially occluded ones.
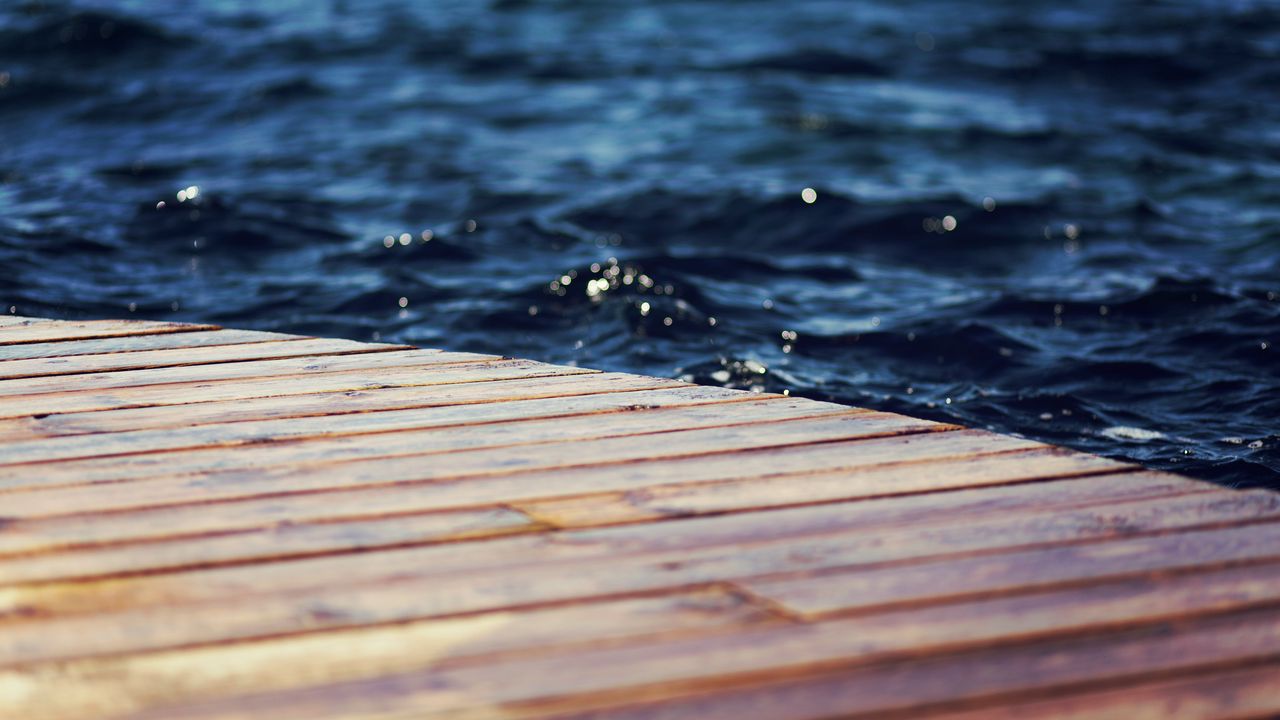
[2,489,1272,627]
[0,407,944,492]
[0,468,1188,584]
[334,565,1280,714]
[928,663,1280,720]
[0,441,1120,537]
[0,358,592,422]
[741,518,1280,618]
[52,583,1280,720]
[0,314,1272,719]
[0,386,796,469]
[5,504,1278,672]
[0,337,399,380]
[514,453,1151,528]
[0,589,781,720]
[0,503,545,579]
[0,508,552,588]
[0,319,218,345]
[502,612,1280,720]
[0,451,1136,586]
[0,369,667,441]
[0,343,481,394]
[0,329,302,361]
[0,576,766,672]
[0,404,868,551]
[534,486,1274,561]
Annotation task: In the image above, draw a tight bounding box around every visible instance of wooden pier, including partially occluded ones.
[0,315,1277,719]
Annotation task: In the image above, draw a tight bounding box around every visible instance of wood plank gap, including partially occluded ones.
[924,661,1280,720]
[0,408,885,548]
[807,549,1280,623]
[3,433,1093,584]
[0,407,938,497]
[0,583,764,676]
[0,517,566,588]
[0,357,574,423]
[0,368,643,441]
[527,640,1280,720]
[730,552,1280,627]
[713,511,1280,593]
[515,458,1151,531]
[6,556,1280,680]
[0,475,1258,597]
[0,390,803,472]
[0,348,494,403]
[3,501,1278,674]
[357,608,1280,720]
[0,590,785,720]
[0,340,415,381]
[0,505,553,566]
[0,321,219,346]
[0,585,783,687]
[0,329,308,362]
[879,647,1280,720]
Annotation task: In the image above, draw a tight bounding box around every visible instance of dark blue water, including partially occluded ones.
[2,1,1278,486]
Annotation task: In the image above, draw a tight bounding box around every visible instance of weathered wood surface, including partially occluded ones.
[0,315,1276,720]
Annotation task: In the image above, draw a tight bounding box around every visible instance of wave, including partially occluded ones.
[0,9,183,63]
[128,192,348,258]
[720,49,888,77]
[565,188,1062,264]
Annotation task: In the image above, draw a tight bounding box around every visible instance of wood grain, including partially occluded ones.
[0,338,404,380]
[928,663,1280,720]
[0,358,592,422]
[497,611,1280,720]
[62,592,1280,720]
[0,386,796,468]
[0,468,1189,587]
[0,369,667,441]
[0,340,417,396]
[0,318,217,345]
[0,329,300,361]
[0,590,782,720]
[740,518,1280,617]
[4,488,1272,624]
[0,407,943,491]
[0,315,1275,720]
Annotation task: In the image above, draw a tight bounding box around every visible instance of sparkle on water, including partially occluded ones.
[0,0,1277,487]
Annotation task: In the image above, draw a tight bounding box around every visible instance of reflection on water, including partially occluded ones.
[1,1,1278,486]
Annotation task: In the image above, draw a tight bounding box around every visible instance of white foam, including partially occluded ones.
[1100,426,1166,442]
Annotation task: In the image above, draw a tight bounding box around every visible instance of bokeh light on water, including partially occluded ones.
[1,1,1278,485]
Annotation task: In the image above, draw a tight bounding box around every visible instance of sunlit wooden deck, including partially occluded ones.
[0,314,1277,719]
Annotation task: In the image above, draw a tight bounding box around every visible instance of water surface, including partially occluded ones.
[2,1,1278,486]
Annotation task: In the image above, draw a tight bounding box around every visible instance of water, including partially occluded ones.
[2,0,1277,487]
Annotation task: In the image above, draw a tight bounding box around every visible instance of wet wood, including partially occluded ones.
[0,315,1275,720]
[0,590,781,720]
[0,337,403,380]
[497,611,1280,720]
[4,489,1273,625]
[0,409,946,491]
[928,662,1280,719]
[0,318,217,346]
[740,519,1280,617]
[512,456,1158,527]
[0,368,662,440]
[0,358,588,421]
[0,328,298,361]
[0,470,1199,586]
[0,387,808,468]
[0,341,423,397]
